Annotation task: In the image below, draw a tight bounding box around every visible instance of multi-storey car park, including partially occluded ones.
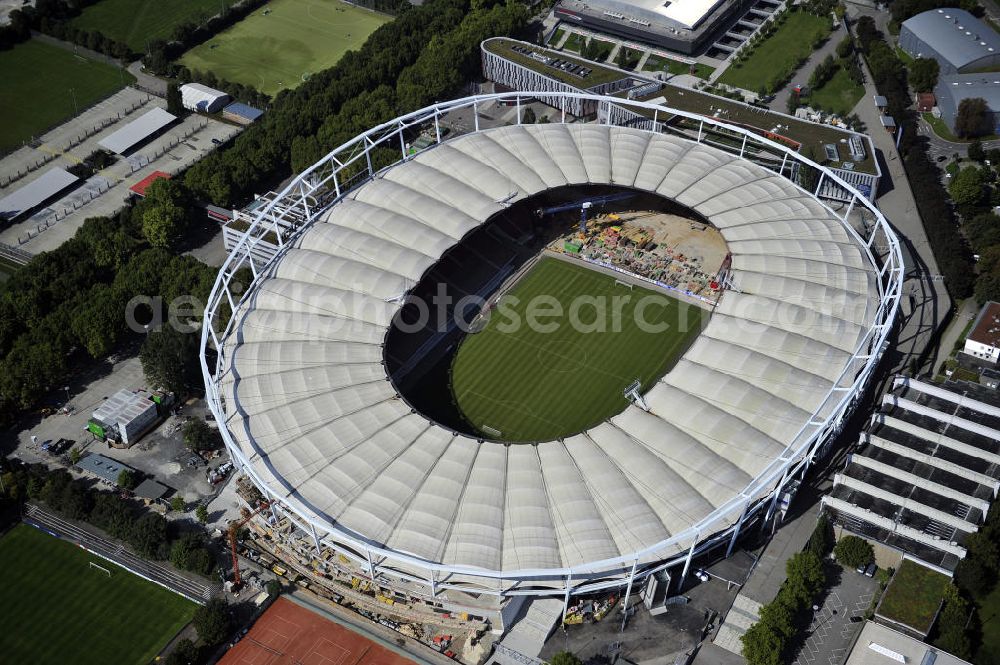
[201,91,903,628]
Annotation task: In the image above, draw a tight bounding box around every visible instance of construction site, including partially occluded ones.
[548,209,730,307]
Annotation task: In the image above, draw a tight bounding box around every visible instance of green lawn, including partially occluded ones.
[451,257,705,442]
[550,28,565,46]
[563,33,585,53]
[71,0,222,53]
[923,112,1000,143]
[876,559,950,635]
[719,10,830,91]
[0,39,132,154]
[179,0,391,96]
[644,54,715,80]
[805,67,864,116]
[0,524,196,665]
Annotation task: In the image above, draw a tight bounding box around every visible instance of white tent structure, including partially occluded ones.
[203,93,903,618]
[180,83,230,113]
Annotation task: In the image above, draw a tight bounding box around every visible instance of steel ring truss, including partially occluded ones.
[200,91,904,602]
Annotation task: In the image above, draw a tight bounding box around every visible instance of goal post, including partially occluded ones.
[614,279,633,291]
[89,561,112,577]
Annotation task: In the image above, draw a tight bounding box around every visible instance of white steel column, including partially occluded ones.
[679,533,699,588]
[561,573,573,625]
[726,499,752,558]
[366,548,376,584]
[620,559,639,632]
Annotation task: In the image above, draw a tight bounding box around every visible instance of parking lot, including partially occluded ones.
[8,353,233,510]
[0,87,242,254]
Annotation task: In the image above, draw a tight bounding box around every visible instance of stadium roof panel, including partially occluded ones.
[0,167,78,221]
[98,107,177,155]
[218,123,882,577]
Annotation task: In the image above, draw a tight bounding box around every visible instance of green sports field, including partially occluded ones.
[71,0,223,53]
[0,39,132,154]
[451,257,705,442]
[0,524,196,665]
[179,0,391,96]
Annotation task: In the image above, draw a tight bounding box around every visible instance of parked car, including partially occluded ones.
[865,563,877,577]
[856,562,867,574]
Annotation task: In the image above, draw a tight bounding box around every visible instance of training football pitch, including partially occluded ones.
[179,0,391,96]
[451,257,705,442]
[71,0,223,53]
[0,524,196,665]
[0,39,132,154]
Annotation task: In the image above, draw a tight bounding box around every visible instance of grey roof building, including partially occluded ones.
[900,8,1000,74]
[77,453,132,485]
[934,74,1000,133]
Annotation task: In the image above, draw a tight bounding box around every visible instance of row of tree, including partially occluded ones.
[854,16,975,299]
[0,462,216,575]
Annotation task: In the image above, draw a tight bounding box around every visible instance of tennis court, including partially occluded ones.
[220,597,418,665]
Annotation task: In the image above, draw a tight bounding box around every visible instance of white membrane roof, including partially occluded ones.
[220,124,879,575]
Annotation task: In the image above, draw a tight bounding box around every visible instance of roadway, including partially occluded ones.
[24,503,216,604]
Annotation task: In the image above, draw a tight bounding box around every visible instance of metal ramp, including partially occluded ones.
[493,598,564,665]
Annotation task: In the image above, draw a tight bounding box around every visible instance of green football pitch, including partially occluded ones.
[0,524,196,665]
[0,39,132,154]
[451,257,705,442]
[71,0,224,53]
[179,0,391,96]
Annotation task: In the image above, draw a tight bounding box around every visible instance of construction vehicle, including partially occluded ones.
[229,500,270,590]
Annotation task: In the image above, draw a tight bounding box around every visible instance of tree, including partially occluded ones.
[170,496,186,512]
[196,504,209,524]
[183,419,221,451]
[129,512,169,559]
[740,621,783,665]
[551,653,583,665]
[142,202,187,249]
[784,551,825,605]
[521,107,536,124]
[806,513,834,558]
[140,325,201,396]
[949,166,987,207]
[934,585,973,659]
[955,97,993,138]
[117,469,136,490]
[69,447,81,465]
[968,139,986,163]
[166,83,184,116]
[165,638,199,665]
[266,579,282,597]
[758,597,796,640]
[170,533,215,575]
[834,535,874,569]
[909,57,940,93]
[835,36,852,59]
[193,598,232,646]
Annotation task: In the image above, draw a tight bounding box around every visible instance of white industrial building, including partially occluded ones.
[89,389,160,447]
[201,92,902,628]
[180,83,231,114]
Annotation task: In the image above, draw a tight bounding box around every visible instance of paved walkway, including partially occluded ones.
[768,20,846,114]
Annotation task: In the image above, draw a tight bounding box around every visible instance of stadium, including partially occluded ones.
[201,92,903,622]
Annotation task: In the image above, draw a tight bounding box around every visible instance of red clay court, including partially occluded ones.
[220,597,419,665]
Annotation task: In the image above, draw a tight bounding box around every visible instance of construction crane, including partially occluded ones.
[535,192,637,233]
[229,500,270,590]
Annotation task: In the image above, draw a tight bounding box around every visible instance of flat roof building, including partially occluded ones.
[77,453,132,485]
[900,8,1000,74]
[98,107,177,155]
[128,170,171,198]
[0,167,79,222]
[845,621,971,665]
[90,389,159,447]
[180,83,231,114]
[222,102,263,125]
[935,74,1000,134]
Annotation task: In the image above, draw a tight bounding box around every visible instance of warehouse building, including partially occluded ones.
[77,453,133,486]
[180,83,231,113]
[934,75,1000,135]
[222,102,264,125]
[823,376,1000,574]
[88,389,162,448]
[899,8,1000,74]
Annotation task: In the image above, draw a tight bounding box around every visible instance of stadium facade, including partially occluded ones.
[202,92,902,624]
